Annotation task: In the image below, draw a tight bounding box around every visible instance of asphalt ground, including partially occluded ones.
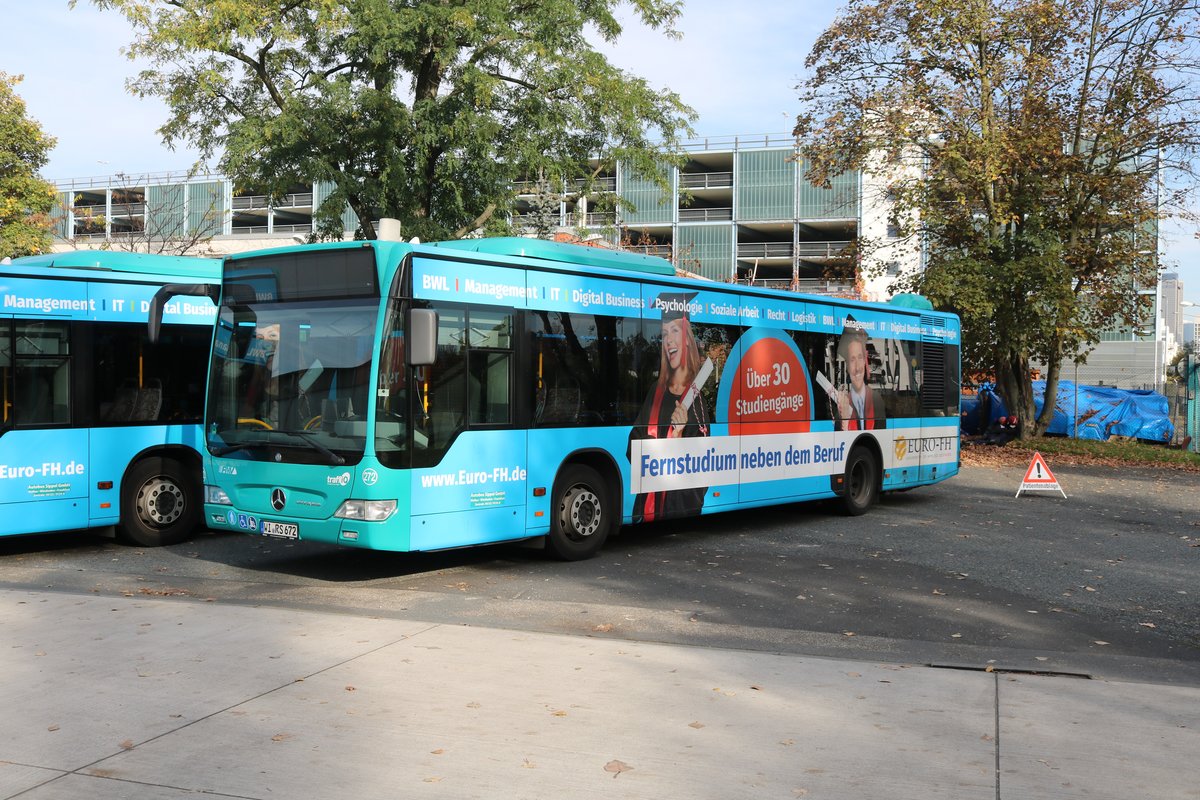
[1,460,1196,686]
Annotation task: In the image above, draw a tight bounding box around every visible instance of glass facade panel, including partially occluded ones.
[797,162,859,219]
[189,181,226,237]
[737,150,795,220]
[148,183,187,239]
[619,163,673,224]
[676,224,734,281]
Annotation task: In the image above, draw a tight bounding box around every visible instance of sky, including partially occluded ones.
[6,1,1199,305]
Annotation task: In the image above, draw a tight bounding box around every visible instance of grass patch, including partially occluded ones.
[1005,436,1200,470]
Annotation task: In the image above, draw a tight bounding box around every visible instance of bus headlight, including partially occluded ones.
[205,485,232,505]
[334,499,397,521]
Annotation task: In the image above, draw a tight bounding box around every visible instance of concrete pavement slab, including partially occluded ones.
[0,764,61,799]
[4,588,1195,800]
[8,774,200,800]
[1,590,1000,800]
[998,675,1200,799]
[68,620,994,799]
[0,589,429,776]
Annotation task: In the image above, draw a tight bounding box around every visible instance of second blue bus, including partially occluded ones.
[170,236,961,559]
[1,251,218,546]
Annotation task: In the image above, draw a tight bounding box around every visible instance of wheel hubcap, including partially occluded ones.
[562,485,601,540]
[850,463,865,496]
[136,478,185,527]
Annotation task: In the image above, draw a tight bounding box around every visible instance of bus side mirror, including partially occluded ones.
[148,284,221,344]
[407,308,437,366]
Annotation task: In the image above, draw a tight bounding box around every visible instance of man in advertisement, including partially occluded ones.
[834,324,886,431]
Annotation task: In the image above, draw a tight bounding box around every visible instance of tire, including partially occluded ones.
[117,457,200,547]
[840,446,880,516]
[547,464,613,561]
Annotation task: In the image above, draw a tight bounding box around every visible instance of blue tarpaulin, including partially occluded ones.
[961,381,1174,442]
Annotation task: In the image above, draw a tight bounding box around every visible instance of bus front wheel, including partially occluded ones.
[548,464,612,561]
[117,457,200,547]
[840,446,880,516]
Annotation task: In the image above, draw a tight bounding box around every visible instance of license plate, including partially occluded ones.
[261,520,299,539]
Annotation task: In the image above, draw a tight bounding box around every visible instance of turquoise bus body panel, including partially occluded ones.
[0,428,89,534]
[88,424,209,527]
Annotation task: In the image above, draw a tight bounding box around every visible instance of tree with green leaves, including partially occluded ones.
[0,73,57,258]
[80,0,694,242]
[796,0,1200,436]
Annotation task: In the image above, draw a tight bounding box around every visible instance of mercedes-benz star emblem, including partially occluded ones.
[271,488,286,512]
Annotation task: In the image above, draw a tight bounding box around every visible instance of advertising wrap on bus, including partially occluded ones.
[403,253,958,549]
[2,276,216,325]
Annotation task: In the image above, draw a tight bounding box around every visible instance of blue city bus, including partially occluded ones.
[174,237,959,560]
[0,251,218,546]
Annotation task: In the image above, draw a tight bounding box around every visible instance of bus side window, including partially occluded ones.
[14,321,70,427]
[467,309,512,425]
[92,322,209,425]
[0,320,10,425]
[530,311,639,428]
[410,305,467,467]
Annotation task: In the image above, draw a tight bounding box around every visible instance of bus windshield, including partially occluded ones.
[206,297,380,465]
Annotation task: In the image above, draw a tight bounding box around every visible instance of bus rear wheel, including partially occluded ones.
[117,457,199,547]
[840,446,880,516]
[548,464,612,561]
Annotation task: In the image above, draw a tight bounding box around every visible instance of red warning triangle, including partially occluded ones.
[1022,452,1058,484]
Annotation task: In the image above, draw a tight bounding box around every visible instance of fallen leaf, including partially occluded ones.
[423,776,442,783]
[932,589,946,596]
[689,721,705,729]
[466,702,481,708]
[119,740,134,750]
[1138,622,1157,629]
[431,749,445,755]
[271,733,294,742]
[592,623,614,633]
[604,759,633,778]
[345,685,356,692]
[842,631,856,637]
[551,710,567,717]
[522,758,536,769]
[47,725,60,732]
[985,665,995,673]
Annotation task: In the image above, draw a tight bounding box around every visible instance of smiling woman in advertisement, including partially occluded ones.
[629,292,712,521]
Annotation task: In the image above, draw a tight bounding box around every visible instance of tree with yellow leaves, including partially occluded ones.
[0,73,56,257]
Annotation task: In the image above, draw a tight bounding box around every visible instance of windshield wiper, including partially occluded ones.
[278,430,346,466]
